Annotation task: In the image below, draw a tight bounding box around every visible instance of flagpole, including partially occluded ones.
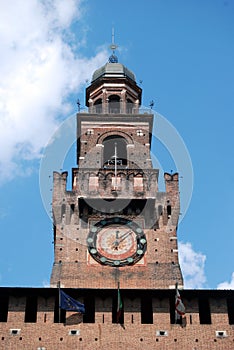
[114,142,117,189]
[58,281,61,323]
[117,281,123,324]
[117,281,120,323]
[175,281,178,324]
[175,281,186,326]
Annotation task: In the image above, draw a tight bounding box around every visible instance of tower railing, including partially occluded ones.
[78,105,154,115]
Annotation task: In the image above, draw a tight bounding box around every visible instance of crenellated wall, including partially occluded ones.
[0,288,234,350]
[51,168,182,289]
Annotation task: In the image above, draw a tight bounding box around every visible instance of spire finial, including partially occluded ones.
[109,27,118,63]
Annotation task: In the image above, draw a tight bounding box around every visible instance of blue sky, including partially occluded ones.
[0,0,234,289]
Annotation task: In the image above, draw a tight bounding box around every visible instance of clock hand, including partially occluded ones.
[112,239,119,250]
[118,230,133,244]
[111,230,133,250]
[116,230,119,239]
[112,230,120,250]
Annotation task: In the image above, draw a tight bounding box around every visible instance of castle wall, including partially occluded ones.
[0,288,234,350]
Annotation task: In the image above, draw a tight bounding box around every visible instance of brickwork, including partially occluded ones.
[0,288,234,350]
[51,166,182,288]
[1,323,234,350]
[1,58,232,350]
[72,168,159,197]
[52,89,182,288]
[77,114,153,169]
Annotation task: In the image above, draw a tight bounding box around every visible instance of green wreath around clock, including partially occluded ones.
[87,217,147,267]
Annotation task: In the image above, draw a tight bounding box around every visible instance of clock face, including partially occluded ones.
[87,217,147,267]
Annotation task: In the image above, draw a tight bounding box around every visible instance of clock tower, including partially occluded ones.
[1,42,234,350]
[51,48,183,290]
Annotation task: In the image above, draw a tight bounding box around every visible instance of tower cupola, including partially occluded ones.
[86,39,142,114]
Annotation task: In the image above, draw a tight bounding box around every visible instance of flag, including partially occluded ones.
[116,287,123,323]
[59,290,85,314]
[175,287,185,320]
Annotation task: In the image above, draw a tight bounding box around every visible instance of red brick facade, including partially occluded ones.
[51,78,182,288]
[0,288,234,350]
[0,60,233,349]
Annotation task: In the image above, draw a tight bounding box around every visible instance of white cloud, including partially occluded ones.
[178,241,207,289]
[0,0,107,184]
[42,280,50,288]
[217,272,234,289]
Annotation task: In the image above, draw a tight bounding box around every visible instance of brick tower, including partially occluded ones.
[51,47,183,290]
[1,44,234,350]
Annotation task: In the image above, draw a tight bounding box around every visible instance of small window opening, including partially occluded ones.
[167,205,171,217]
[69,330,80,336]
[156,330,168,336]
[216,331,226,338]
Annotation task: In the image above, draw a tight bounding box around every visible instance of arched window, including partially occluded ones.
[103,135,127,166]
[109,95,120,113]
[126,98,134,114]
[94,98,102,113]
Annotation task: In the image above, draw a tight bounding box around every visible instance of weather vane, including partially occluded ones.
[149,100,154,109]
[109,28,118,63]
[77,98,81,112]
